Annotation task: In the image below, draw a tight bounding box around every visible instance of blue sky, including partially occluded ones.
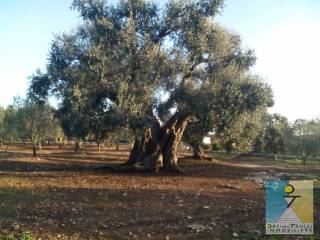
[0,0,79,106]
[218,0,320,121]
[0,0,319,121]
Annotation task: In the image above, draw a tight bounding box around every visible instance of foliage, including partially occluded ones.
[262,113,289,155]
[2,105,20,142]
[289,119,320,164]
[28,0,273,155]
[6,0,318,166]
[248,113,290,157]
[0,232,33,240]
[214,108,267,152]
[0,96,56,155]
[13,98,55,146]
[249,115,320,163]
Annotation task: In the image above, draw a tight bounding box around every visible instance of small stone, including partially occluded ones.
[187,223,211,232]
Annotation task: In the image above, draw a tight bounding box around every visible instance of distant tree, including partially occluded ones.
[214,108,267,153]
[251,113,290,158]
[87,99,125,151]
[56,96,90,153]
[262,114,289,160]
[290,119,320,165]
[14,98,55,157]
[54,123,68,149]
[2,105,20,147]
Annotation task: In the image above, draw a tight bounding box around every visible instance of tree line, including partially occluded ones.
[211,113,320,164]
[1,100,319,165]
[0,98,62,156]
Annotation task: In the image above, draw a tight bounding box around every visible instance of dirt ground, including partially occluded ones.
[0,144,319,240]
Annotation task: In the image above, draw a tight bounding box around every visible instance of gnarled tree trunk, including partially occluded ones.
[121,112,191,172]
[75,139,80,153]
[32,143,37,157]
[96,137,102,152]
[192,143,206,160]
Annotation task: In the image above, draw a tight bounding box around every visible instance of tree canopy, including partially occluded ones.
[29,0,273,171]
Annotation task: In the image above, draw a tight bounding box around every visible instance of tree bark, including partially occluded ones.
[121,112,191,172]
[5,140,11,152]
[299,152,306,165]
[192,143,206,160]
[32,144,37,157]
[75,139,80,153]
[38,140,42,150]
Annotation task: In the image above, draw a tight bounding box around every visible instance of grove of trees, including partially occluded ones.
[0,0,319,168]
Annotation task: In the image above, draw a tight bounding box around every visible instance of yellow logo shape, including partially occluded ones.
[285,184,294,194]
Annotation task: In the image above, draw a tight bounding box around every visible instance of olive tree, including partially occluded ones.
[30,0,273,171]
[15,98,55,157]
[290,119,320,165]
